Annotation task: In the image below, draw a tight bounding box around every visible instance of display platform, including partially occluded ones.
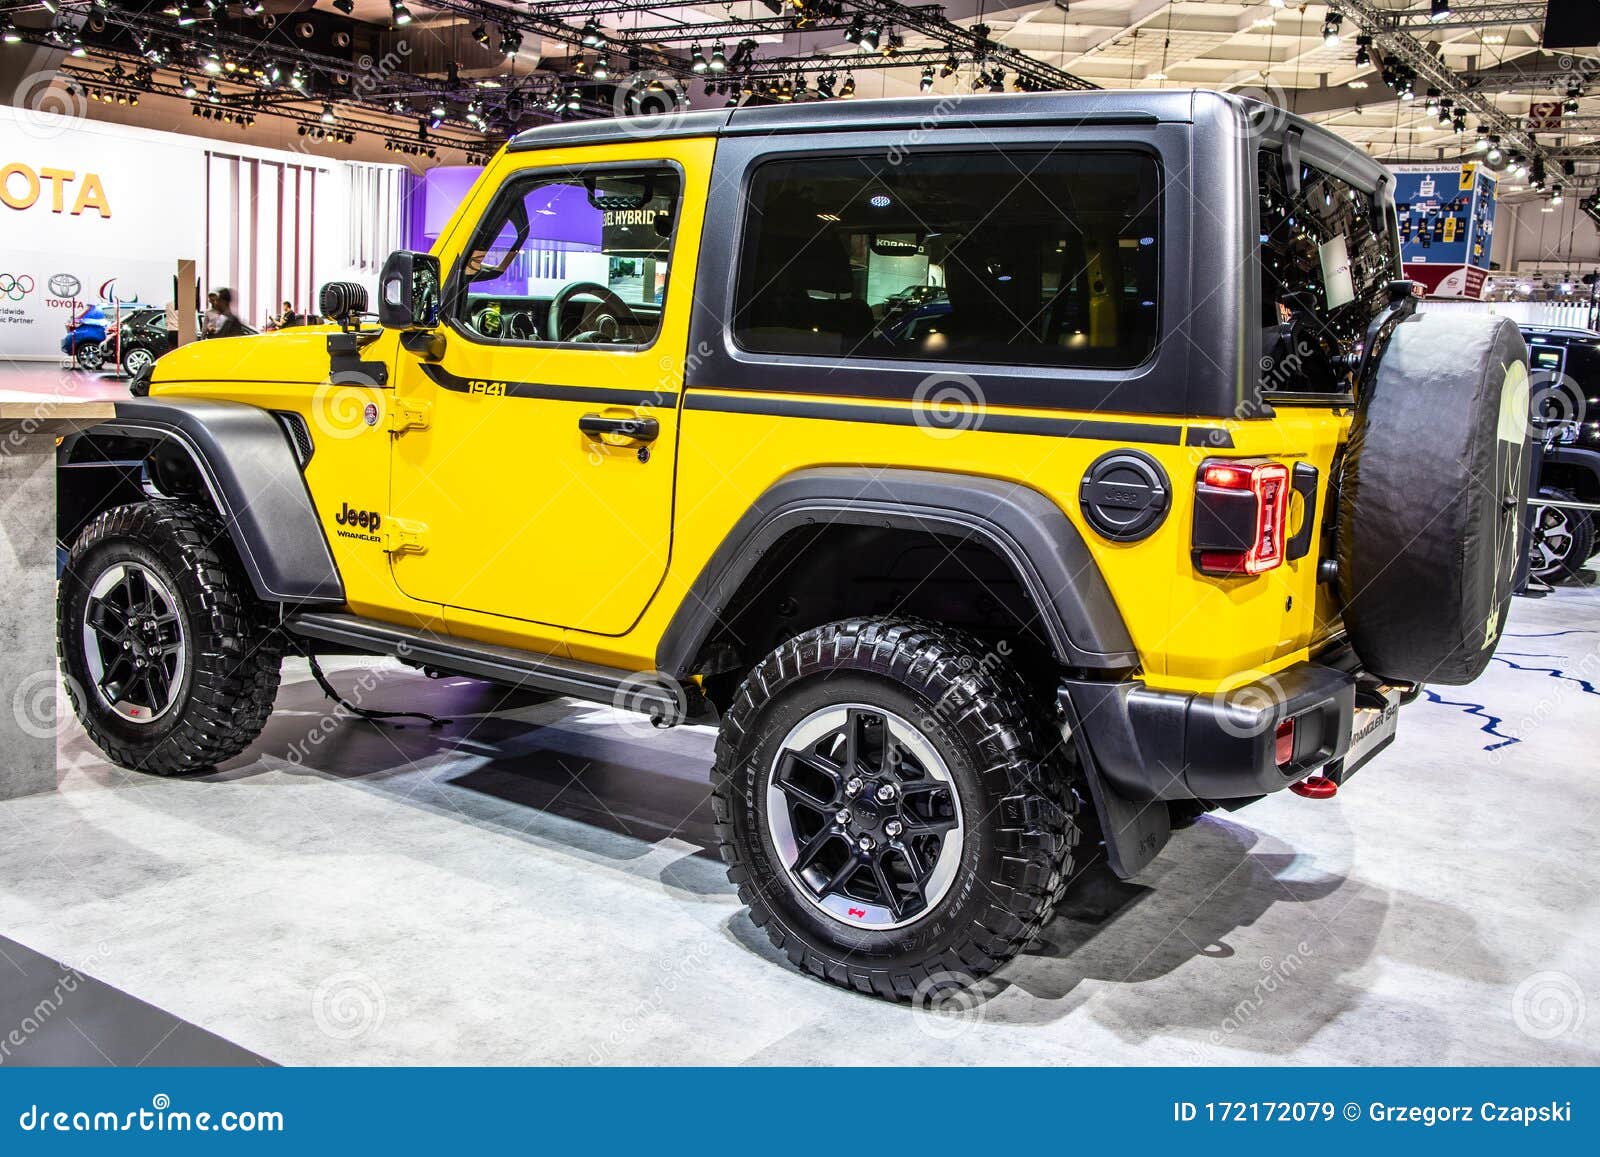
[0,583,1595,1066]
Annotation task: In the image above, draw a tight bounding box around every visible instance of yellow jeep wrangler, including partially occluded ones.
[59,92,1529,1001]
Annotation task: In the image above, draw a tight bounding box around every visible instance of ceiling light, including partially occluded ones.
[840,72,855,98]
[1321,11,1342,48]
[1430,0,1450,19]
[920,66,934,92]
[580,19,602,48]
[859,25,880,52]
[593,57,609,81]
[710,42,727,72]
[321,102,336,123]
[333,0,354,11]
[390,2,411,28]
[500,28,521,57]
[691,45,707,73]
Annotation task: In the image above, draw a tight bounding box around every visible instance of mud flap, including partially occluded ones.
[1055,687,1171,879]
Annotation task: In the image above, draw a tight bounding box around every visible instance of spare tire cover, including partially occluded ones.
[1337,313,1529,685]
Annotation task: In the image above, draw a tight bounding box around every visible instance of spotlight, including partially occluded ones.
[177,4,197,26]
[859,24,880,52]
[1430,0,1450,19]
[1321,10,1341,48]
[500,28,521,57]
[844,16,862,45]
[593,56,609,81]
[709,42,727,72]
[203,47,222,74]
[333,0,354,11]
[0,16,18,43]
[1485,136,1503,164]
[580,19,602,48]
[920,66,933,92]
[840,72,855,98]
[1425,88,1439,112]
[390,1,411,28]
[181,74,197,96]
[430,97,446,117]
[472,23,490,46]
[940,56,958,79]
[691,45,707,73]
[566,88,581,110]
[206,79,219,102]
[321,101,336,123]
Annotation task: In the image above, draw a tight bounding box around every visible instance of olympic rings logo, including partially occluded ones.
[0,274,35,301]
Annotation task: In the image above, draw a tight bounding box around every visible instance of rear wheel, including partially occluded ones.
[59,501,283,774]
[73,340,104,372]
[1528,488,1595,582]
[712,618,1078,1002]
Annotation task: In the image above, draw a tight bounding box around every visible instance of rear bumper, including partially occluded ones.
[1061,661,1357,802]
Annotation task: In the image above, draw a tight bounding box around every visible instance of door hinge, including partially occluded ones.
[382,518,428,555]
[387,400,431,434]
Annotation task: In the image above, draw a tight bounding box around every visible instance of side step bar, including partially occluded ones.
[283,611,690,724]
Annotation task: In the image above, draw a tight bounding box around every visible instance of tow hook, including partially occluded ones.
[1289,775,1338,799]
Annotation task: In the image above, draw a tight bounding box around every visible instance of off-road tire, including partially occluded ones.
[1528,486,1595,583]
[58,500,283,774]
[711,617,1079,1002]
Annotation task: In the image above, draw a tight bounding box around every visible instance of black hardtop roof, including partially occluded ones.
[509,88,1232,152]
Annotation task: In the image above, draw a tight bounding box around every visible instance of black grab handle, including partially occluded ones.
[579,413,659,443]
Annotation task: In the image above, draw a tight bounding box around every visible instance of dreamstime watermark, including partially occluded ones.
[17,1094,283,1133]
[586,940,713,1063]
[11,670,88,742]
[918,641,1012,738]
[309,380,380,440]
[886,96,963,166]
[911,969,988,1039]
[609,670,689,738]
[1209,942,1315,1045]
[1210,670,1288,740]
[311,970,387,1042]
[1511,970,1586,1041]
[1486,640,1600,768]
[282,646,412,766]
[911,372,986,438]
[9,69,87,142]
[610,70,690,137]
[1219,78,1293,144]
[0,941,112,1065]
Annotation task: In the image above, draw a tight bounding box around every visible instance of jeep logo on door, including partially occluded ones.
[333,501,382,543]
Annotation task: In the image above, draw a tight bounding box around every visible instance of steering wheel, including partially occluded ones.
[547,281,636,343]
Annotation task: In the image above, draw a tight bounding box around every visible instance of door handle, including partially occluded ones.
[579,412,658,443]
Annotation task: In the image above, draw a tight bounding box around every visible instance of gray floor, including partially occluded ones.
[1,581,1597,1065]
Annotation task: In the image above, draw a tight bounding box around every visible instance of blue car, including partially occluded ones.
[61,304,108,371]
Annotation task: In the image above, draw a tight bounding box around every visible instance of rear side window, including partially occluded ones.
[732,151,1160,369]
[1258,151,1398,394]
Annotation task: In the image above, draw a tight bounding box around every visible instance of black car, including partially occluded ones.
[1522,324,1600,580]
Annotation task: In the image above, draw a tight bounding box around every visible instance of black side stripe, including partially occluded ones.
[683,390,1184,446]
[1185,426,1235,448]
[419,363,648,406]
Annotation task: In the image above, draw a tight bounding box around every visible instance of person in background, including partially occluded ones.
[203,291,221,337]
[163,299,179,350]
[212,288,245,338]
[271,300,295,330]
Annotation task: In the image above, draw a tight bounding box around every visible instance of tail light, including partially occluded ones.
[1192,458,1291,576]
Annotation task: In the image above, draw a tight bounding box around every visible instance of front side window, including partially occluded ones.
[452,167,679,346]
[732,151,1160,369]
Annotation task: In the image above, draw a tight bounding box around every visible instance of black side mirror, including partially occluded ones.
[379,250,442,330]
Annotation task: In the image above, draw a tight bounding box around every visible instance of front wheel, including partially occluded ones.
[1528,487,1595,583]
[712,618,1078,1002]
[58,501,284,774]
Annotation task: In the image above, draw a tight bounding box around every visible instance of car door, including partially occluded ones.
[388,139,712,636]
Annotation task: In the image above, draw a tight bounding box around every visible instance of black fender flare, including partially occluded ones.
[61,397,344,605]
[655,467,1137,676]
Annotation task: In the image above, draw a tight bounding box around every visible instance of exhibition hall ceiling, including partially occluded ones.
[0,0,1591,195]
